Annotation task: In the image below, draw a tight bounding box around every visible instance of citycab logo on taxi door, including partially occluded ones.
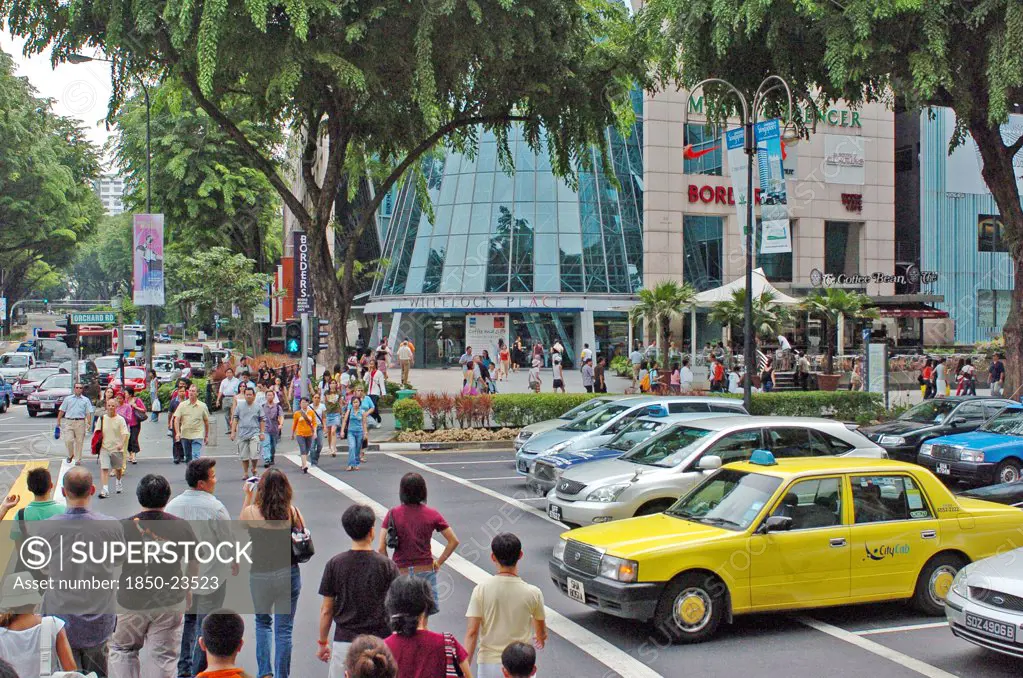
[864,542,911,561]
[3,520,291,614]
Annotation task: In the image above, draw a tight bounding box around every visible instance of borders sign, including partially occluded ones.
[293,231,313,314]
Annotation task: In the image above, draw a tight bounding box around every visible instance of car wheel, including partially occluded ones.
[27,409,37,417]
[912,552,966,616]
[635,499,675,517]
[995,459,1022,484]
[653,572,725,644]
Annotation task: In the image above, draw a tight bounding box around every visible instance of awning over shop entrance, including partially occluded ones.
[876,304,949,319]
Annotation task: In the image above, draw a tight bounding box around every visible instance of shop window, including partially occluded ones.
[683,215,723,291]
[684,124,723,176]
[824,221,861,276]
[978,215,1008,253]
[755,219,793,282]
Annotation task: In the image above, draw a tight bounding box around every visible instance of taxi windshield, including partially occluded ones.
[620,425,711,467]
[981,409,1023,436]
[606,419,667,452]
[899,400,958,424]
[0,354,29,368]
[561,404,629,432]
[559,398,612,421]
[666,470,782,530]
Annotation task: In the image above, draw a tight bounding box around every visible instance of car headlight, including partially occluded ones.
[919,443,933,457]
[599,555,639,583]
[586,483,630,503]
[553,538,567,562]
[959,449,985,463]
[879,435,906,446]
[951,566,971,597]
[517,430,533,442]
[544,441,572,456]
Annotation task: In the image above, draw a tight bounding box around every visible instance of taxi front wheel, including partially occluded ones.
[912,552,966,616]
[654,572,725,644]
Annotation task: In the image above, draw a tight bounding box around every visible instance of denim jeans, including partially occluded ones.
[407,568,439,613]
[178,584,227,677]
[251,566,302,678]
[262,434,279,464]
[296,435,313,459]
[150,411,159,423]
[181,438,203,461]
[347,429,363,468]
[310,426,324,465]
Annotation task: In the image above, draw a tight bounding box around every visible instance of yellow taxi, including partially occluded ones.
[549,452,1023,643]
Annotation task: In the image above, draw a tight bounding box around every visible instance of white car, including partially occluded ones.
[546,416,886,526]
[0,352,35,384]
[946,547,1023,658]
[514,396,622,451]
[153,358,182,384]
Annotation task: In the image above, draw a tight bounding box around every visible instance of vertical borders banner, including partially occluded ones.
[725,127,749,243]
[754,119,792,254]
[133,214,165,306]
[293,231,313,314]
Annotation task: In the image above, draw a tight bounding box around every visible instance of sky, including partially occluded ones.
[1,33,116,154]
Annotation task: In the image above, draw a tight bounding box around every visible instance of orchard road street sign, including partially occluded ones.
[71,312,116,324]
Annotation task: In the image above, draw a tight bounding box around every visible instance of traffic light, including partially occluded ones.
[285,320,302,357]
[309,316,330,356]
[64,314,79,349]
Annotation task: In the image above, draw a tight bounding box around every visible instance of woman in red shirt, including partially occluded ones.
[384,577,470,678]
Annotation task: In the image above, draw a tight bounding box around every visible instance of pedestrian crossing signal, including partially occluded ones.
[285,320,302,357]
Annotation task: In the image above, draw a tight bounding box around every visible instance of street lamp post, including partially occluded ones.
[684,76,798,412]
[69,54,153,375]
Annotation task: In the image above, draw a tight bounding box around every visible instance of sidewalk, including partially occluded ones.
[396,365,633,395]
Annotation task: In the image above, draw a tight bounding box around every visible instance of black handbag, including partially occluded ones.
[385,510,399,550]
[290,508,315,563]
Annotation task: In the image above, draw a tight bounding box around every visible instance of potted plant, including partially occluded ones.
[802,289,879,391]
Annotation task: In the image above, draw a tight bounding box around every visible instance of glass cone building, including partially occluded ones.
[366,96,644,368]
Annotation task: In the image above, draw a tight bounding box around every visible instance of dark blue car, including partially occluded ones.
[918,404,1023,485]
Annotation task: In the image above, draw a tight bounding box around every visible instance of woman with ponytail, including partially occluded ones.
[345,635,397,678]
[383,577,472,678]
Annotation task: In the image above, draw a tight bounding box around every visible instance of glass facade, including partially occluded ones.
[683,124,723,176]
[824,221,861,276]
[373,96,644,297]
[682,215,724,291]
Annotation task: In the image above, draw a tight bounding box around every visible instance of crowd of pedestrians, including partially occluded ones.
[0,464,544,678]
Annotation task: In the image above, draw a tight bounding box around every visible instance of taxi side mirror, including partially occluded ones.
[762,515,793,533]
[696,456,722,472]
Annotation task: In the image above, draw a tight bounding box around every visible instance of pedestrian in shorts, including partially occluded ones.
[231,385,266,479]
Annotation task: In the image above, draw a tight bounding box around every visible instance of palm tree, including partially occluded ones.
[630,281,697,365]
[709,289,794,350]
[802,289,880,374]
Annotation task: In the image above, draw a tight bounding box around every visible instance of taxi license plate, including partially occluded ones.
[567,577,586,603]
[548,504,562,521]
[965,612,1016,642]
[936,462,951,475]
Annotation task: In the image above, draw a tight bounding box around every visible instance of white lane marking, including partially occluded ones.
[465,476,524,481]
[384,452,564,527]
[799,617,959,678]
[518,496,547,503]
[0,433,45,444]
[855,622,949,636]
[285,455,662,678]
[426,460,515,466]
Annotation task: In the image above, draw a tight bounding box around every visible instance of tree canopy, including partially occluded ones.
[1,0,647,362]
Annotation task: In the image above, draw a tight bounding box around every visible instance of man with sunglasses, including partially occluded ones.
[56,382,95,465]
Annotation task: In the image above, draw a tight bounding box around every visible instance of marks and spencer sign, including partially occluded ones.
[688,185,763,205]
[687,97,862,128]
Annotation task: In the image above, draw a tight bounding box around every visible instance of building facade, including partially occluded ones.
[643,87,900,349]
[364,95,646,367]
[92,173,125,215]
[896,107,1019,345]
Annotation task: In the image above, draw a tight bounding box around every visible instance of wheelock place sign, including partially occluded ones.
[399,295,567,310]
[810,267,939,287]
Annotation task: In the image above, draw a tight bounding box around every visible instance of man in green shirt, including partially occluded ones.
[0,467,65,539]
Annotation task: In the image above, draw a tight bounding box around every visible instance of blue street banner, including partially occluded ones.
[725,127,750,247]
[754,119,792,254]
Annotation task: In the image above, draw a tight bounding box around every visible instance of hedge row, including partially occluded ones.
[137,379,211,411]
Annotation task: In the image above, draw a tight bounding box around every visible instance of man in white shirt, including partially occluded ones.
[464,534,545,678]
[579,343,593,367]
[396,340,414,385]
[629,344,644,387]
[367,365,386,427]
[680,357,694,391]
[216,368,241,429]
[778,334,792,352]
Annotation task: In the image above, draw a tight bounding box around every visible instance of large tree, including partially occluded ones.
[3,0,646,365]
[0,50,103,328]
[641,0,1023,389]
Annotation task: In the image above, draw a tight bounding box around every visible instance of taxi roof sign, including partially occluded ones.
[749,449,777,466]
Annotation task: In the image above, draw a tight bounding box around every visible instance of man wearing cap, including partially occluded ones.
[581,358,595,393]
[551,354,565,394]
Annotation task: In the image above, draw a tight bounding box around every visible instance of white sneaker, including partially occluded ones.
[99,488,109,499]
[115,479,123,494]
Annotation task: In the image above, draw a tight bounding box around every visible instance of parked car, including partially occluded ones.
[153,358,182,385]
[12,367,60,403]
[0,380,11,413]
[528,406,747,496]
[26,372,74,417]
[15,341,34,353]
[545,416,886,526]
[93,355,123,387]
[57,359,101,402]
[957,482,1023,508]
[918,404,1023,485]
[0,351,35,384]
[514,396,622,451]
[550,456,1023,643]
[154,332,172,343]
[109,367,148,395]
[516,396,749,476]
[862,397,1015,461]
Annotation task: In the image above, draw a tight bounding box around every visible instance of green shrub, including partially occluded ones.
[393,398,425,431]
[138,378,209,412]
[610,356,632,377]
[491,393,603,427]
[747,391,884,421]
